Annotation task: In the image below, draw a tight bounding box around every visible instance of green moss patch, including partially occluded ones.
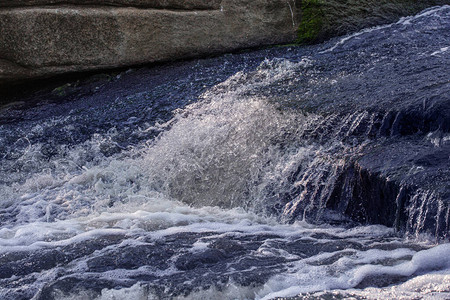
[297,0,325,44]
[52,83,72,97]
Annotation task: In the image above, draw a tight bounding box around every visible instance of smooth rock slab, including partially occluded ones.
[0,0,300,84]
[0,0,222,9]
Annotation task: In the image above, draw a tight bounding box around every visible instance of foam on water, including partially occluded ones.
[0,56,314,229]
[1,71,448,300]
[1,65,448,299]
[50,227,448,300]
[290,271,450,300]
[1,7,450,298]
[431,46,449,56]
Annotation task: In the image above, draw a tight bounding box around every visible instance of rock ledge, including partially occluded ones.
[0,0,300,84]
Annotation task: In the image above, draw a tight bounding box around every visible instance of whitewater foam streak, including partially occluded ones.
[1,7,450,297]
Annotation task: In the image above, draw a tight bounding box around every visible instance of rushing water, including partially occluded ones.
[1,6,449,300]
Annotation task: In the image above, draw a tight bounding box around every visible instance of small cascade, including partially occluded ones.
[0,6,449,299]
[406,190,450,239]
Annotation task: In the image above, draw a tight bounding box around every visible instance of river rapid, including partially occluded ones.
[0,6,449,300]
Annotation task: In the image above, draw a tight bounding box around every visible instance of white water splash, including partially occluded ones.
[431,46,449,56]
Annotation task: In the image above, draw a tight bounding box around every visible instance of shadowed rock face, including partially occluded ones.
[0,0,222,9]
[0,0,301,85]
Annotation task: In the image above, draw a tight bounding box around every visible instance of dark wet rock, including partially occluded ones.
[326,161,402,226]
[175,249,227,270]
[209,238,245,253]
[87,243,175,272]
[35,277,127,300]
[286,239,364,258]
[355,274,411,289]
[24,232,290,299]
[0,235,125,280]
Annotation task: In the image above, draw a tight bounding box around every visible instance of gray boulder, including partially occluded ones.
[0,0,301,84]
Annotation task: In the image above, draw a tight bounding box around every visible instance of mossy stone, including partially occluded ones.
[296,0,324,45]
